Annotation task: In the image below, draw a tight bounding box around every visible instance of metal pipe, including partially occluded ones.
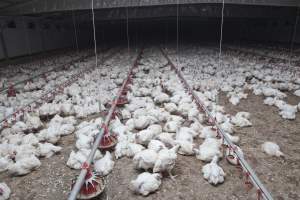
[68,47,143,200]
[160,47,273,200]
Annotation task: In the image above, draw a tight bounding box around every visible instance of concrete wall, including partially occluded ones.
[0,16,75,59]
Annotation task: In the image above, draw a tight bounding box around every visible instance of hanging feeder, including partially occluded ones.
[116,95,128,106]
[7,85,16,97]
[98,124,117,151]
[111,109,122,120]
[71,170,105,200]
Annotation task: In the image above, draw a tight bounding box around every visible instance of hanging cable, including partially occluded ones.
[91,0,98,67]
[288,6,299,68]
[126,2,130,54]
[215,0,225,107]
[176,0,179,66]
[72,9,79,54]
[218,0,225,68]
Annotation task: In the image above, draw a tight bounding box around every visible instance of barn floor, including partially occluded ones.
[0,45,300,200]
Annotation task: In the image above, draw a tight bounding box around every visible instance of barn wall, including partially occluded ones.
[0,16,76,59]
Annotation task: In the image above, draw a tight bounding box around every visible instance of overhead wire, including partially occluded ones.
[91,0,98,67]
[176,0,179,66]
[126,1,130,54]
[288,6,299,68]
[72,9,79,53]
[216,0,225,106]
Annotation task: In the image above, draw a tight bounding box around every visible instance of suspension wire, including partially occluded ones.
[176,0,179,66]
[91,0,98,67]
[126,2,130,54]
[218,0,225,68]
[72,9,79,54]
[215,0,225,106]
[288,6,299,68]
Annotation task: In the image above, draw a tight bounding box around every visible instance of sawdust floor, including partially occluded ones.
[218,92,300,200]
[1,93,299,200]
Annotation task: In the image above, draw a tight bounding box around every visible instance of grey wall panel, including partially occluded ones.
[28,29,43,54]
[0,38,4,60]
[3,28,29,57]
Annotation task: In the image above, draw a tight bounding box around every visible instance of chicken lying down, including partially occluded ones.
[133,149,158,171]
[135,124,162,145]
[130,172,162,196]
[38,143,62,158]
[115,141,145,159]
[148,140,166,153]
[202,156,226,185]
[0,182,11,200]
[94,151,115,176]
[261,142,284,157]
[8,154,41,176]
[194,138,223,162]
[231,112,252,127]
[67,149,102,169]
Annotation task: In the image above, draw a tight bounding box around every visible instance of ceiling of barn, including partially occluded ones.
[0,0,299,16]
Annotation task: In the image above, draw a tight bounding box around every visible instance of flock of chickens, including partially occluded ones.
[0,44,299,199]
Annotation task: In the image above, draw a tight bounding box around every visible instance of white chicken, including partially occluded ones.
[130,172,162,196]
[164,102,177,113]
[199,126,217,139]
[278,104,297,120]
[153,145,179,178]
[261,141,284,157]
[148,140,166,153]
[126,143,145,158]
[133,149,158,171]
[136,129,155,145]
[231,112,252,127]
[0,182,11,200]
[156,132,176,147]
[224,132,240,144]
[154,93,170,104]
[202,156,226,185]
[8,154,41,176]
[194,138,223,162]
[67,149,102,169]
[134,116,151,130]
[94,151,115,176]
[163,121,180,133]
[24,112,43,130]
[38,143,62,158]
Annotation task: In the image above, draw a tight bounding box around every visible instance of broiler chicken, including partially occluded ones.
[94,151,115,176]
[262,141,284,157]
[194,138,222,162]
[0,182,11,200]
[153,145,180,179]
[38,142,62,158]
[202,156,225,185]
[130,172,162,196]
[133,149,158,171]
[148,140,166,153]
[8,154,41,176]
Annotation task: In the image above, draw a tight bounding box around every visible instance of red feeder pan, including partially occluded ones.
[72,171,106,200]
[7,85,16,97]
[116,96,128,106]
[99,134,117,151]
